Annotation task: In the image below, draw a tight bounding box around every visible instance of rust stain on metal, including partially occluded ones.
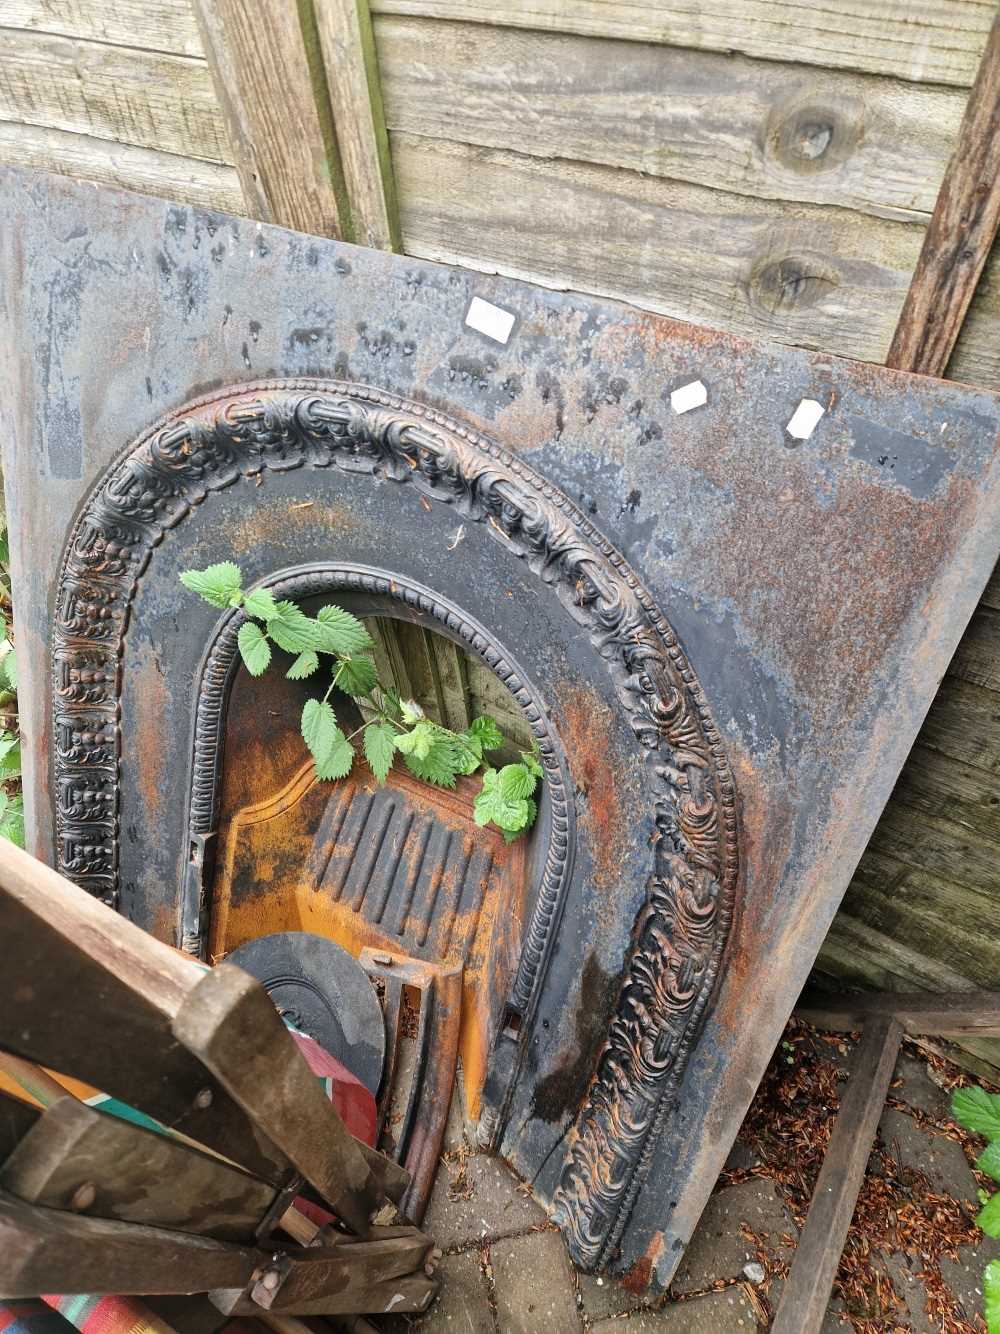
[621,1230,665,1294]
[556,682,628,894]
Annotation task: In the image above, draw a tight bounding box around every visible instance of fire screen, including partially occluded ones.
[2,168,999,1290]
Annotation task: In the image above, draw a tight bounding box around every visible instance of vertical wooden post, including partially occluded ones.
[886,12,1000,377]
[314,0,402,250]
[192,0,352,239]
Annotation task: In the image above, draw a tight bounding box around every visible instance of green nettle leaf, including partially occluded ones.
[953,1086,1000,1141]
[267,601,323,654]
[0,615,7,642]
[287,650,320,680]
[315,728,356,781]
[242,587,280,621]
[394,720,436,760]
[453,737,482,775]
[301,698,339,767]
[335,655,379,698]
[978,1192,1000,1239]
[979,1142,1000,1184]
[315,605,373,656]
[404,737,462,788]
[498,763,536,801]
[400,699,425,725]
[0,732,20,778]
[469,716,504,751]
[179,562,243,608]
[521,750,544,778]
[0,793,25,849]
[0,532,9,568]
[2,649,16,692]
[984,1258,1000,1334]
[473,767,531,834]
[237,622,271,677]
[363,723,396,784]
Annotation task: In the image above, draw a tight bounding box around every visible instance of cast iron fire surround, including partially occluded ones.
[49,380,738,1269]
[4,168,1000,1289]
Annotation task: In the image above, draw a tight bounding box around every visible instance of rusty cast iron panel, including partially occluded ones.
[2,169,1000,1290]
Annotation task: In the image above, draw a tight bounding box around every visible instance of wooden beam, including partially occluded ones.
[315,0,401,250]
[797,987,1000,1037]
[1,1095,277,1241]
[771,1016,903,1334]
[886,13,1000,377]
[191,0,351,237]
[0,1188,261,1297]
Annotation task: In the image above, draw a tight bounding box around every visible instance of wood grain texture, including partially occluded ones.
[772,1016,903,1334]
[1,1095,276,1241]
[391,131,922,361]
[949,604,1000,691]
[191,0,349,235]
[799,989,1000,1036]
[887,14,1000,376]
[376,15,964,222]
[915,675,1000,772]
[316,0,402,249]
[0,30,230,163]
[0,1188,260,1297]
[0,122,245,213]
[370,0,995,88]
[6,0,204,56]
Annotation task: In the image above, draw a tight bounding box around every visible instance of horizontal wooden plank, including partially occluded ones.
[0,29,231,164]
[6,1,203,56]
[949,603,1000,691]
[370,0,994,88]
[891,741,1000,844]
[866,793,1000,893]
[912,675,1000,773]
[0,122,244,212]
[377,15,964,222]
[817,912,982,993]
[391,131,922,362]
[839,869,1000,990]
[799,988,1000,1036]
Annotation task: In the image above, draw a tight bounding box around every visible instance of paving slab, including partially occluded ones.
[940,1242,1000,1329]
[491,1230,582,1333]
[671,1178,796,1296]
[424,1152,547,1250]
[889,1051,952,1120]
[876,1106,979,1201]
[882,1252,935,1333]
[382,1249,494,1333]
[592,1287,758,1330]
[577,1269,649,1322]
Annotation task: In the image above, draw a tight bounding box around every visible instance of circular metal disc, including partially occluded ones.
[226,931,386,1095]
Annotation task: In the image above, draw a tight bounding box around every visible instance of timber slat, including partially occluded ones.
[6,0,204,57]
[887,14,1000,377]
[376,15,963,222]
[771,1016,904,1334]
[1,1096,277,1241]
[0,1189,261,1297]
[370,0,994,88]
[798,989,1000,1037]
[191,0,349,235]
[0,121,245,213]
[316,0,402,250]
[0,30,230,164]
[391,132,923,362]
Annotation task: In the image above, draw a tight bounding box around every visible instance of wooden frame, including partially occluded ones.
[771,989,1000,1334]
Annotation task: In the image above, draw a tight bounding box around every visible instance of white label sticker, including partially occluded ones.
[670,380,708,415]
[786,398,825,440]
[465,296,516,345]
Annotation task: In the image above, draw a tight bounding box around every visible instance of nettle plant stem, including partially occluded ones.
[180,563,541,841]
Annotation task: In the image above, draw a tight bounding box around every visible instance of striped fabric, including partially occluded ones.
[40,1297,174,1334]
[0,1301,75,1334]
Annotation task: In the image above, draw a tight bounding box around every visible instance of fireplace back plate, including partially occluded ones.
[3,168,1000,1290]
